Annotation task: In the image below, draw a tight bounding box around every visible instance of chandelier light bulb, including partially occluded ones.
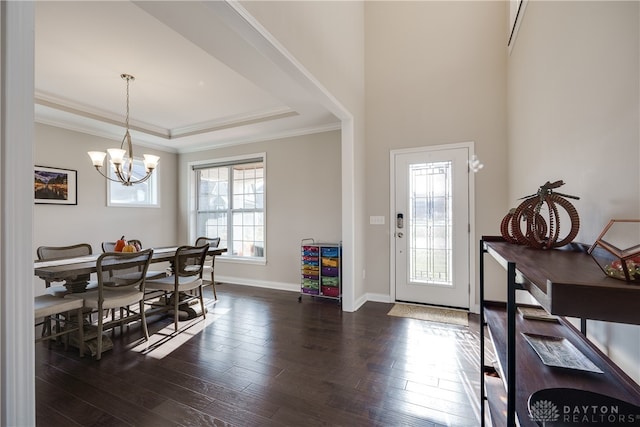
[107,148,126,165]
[88,151,107,167]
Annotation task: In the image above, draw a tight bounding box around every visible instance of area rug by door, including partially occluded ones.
[388,304,468,327]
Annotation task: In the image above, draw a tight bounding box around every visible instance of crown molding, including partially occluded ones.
[35,91,301,145]
[178,121,341,154]
[170,107,298,138]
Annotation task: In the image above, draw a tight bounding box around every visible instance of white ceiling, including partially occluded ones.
[35,1,340,153]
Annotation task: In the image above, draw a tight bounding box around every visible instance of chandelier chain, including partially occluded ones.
[125,76,130,131]
[121,73,134,137]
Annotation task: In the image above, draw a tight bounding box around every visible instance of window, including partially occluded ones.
[108,158,159,207]
[194,155,265,260]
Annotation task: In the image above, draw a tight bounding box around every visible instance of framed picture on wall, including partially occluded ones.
[34,165,77,205]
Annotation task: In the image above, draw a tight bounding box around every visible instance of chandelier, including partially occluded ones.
[88,74,159,186]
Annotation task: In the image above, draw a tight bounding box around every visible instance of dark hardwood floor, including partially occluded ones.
[36,284,482,426]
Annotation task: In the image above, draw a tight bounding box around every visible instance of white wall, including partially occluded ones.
[33,123,178,293]
[240,0,367,308]
[364,1,509,304]
[178,131,341,291]
[508,1,640,382]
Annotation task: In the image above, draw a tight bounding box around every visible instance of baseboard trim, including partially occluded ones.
[214,280,477,314]
[215,275,299,293]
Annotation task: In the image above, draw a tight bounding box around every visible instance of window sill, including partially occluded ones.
[107,203,160,208]
[218,255,266,266]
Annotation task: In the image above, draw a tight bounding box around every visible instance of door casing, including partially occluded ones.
[389,142,478,312]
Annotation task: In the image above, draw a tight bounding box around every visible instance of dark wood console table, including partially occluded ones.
[480,236,640,426]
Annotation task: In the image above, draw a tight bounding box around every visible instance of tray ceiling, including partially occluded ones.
[35,1,340,153]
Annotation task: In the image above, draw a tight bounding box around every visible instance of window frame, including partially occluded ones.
[106,157,160,208]
[189,153,266,264]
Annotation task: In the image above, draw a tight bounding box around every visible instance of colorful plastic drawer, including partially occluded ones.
[302,246,319,256]
[302,265,319,274]
[302,255,319,262]
[302,279,319,289]
[321,247,339,257]
[321,286,340,297]
[321,257,339,268]
[303,274,319,280]
[322,276,339,287]
[321,266,339,277]
[303,259,320,266]
[302,287,320,295]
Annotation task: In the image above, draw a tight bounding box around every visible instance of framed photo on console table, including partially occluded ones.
[34,165,77,205]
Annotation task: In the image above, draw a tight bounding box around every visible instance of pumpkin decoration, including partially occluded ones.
[501,181,580,250]
[114,236,127,252]
[122,243,137,253]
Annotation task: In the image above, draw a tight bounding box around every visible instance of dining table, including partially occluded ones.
[34,245,227,356]
[34,245,227,289]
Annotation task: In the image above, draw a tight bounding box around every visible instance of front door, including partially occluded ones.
[393,145,470,308]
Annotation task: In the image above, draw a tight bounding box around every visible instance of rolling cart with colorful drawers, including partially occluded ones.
[300,239,341,303]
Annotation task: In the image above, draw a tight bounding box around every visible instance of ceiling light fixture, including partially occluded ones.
[88,74,159,186]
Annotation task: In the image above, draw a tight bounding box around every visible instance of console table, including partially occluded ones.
[480,236,640,426]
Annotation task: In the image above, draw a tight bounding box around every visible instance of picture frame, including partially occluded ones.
[34,165,77,205]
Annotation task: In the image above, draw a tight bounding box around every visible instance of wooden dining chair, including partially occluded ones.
[102,240,166,280]
[37,243,93,295]
[101,240,142,252]
[37,243,93,261]
[65,249,154,360]
[145,244,209,331]
[101,241,116,252]
[36,243,94,338]
[195,236,221,300]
